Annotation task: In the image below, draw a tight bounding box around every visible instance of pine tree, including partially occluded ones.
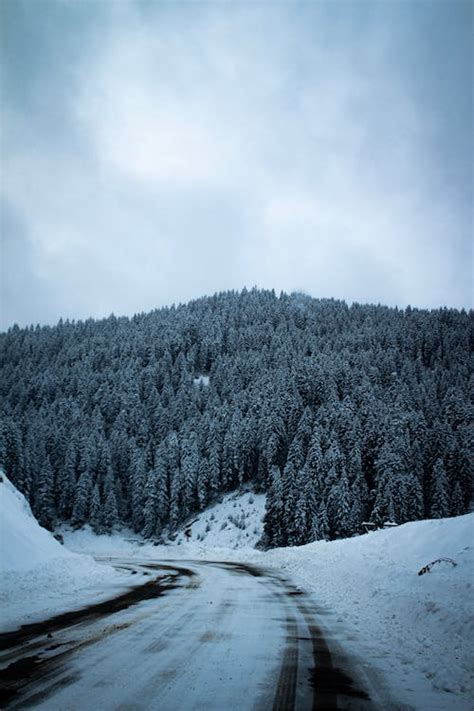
[197,457,210,510]
[71,471,92,528]
[450,481,465,516]
[0,420,25,493]
[102,470,119,532]
[129,449,146,532]
[58,440,79,520]
[327,468,353,539]
[181,431,200,516]
[262,466,284,548]
[430,458,449,519]
[34,456,56,530]
[142,469,159,539]
[90,482,102,532]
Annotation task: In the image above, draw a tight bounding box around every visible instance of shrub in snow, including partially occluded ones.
[418,558,457,575]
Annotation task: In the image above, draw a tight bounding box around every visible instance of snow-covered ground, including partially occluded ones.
[0,474,139,631]
[64,509,474,710]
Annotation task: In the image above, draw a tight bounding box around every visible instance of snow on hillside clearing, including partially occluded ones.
[62,490,265,559]
[171,490,265,548]
[0,474,138,630]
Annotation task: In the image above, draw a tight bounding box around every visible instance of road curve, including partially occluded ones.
[0,559,373,710]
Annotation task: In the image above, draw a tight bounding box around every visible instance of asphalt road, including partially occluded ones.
[0,559,374,710]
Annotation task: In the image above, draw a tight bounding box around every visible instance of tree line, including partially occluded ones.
[0,289,472,547]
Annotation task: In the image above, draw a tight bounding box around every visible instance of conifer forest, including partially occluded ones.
[1,289,472,547]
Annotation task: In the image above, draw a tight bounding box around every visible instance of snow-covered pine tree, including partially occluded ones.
[430,458,450,519]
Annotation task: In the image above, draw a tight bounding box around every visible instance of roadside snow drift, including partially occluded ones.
[0,474,138,630]
[0,473,71,573]
[262,514,474,711]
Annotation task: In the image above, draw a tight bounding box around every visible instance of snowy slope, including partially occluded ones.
[0,473,138,630]
[170,490,265,548]
[0,473,71,572]
[62,490,265,557]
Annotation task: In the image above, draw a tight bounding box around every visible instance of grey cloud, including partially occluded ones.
[1,0,472,329]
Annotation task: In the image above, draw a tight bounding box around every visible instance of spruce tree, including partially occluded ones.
[430,458,450,519]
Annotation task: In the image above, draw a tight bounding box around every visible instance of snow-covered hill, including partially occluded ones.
[0,473,137,630]
[170,490,265,549]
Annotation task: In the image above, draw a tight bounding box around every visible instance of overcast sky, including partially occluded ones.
[1,0,472,329]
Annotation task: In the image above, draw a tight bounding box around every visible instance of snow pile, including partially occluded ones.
[62,525,145,556]
[0,474,138,630]
[262,514,474,710]
[0,473,71,572]
[171,490,265,549]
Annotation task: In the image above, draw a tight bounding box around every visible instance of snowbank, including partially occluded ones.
[0,474,139,631]
[0,473,71,573]
[260,515,474,710]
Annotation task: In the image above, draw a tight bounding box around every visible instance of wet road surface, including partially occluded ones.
[0,559,373,710]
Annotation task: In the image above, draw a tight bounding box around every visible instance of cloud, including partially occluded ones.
[1,1,471,329]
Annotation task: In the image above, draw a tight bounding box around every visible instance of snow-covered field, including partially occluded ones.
[2,475,473,709]
[0,474,139,630]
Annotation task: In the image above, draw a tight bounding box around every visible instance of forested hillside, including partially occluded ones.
[0,289,472,547]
